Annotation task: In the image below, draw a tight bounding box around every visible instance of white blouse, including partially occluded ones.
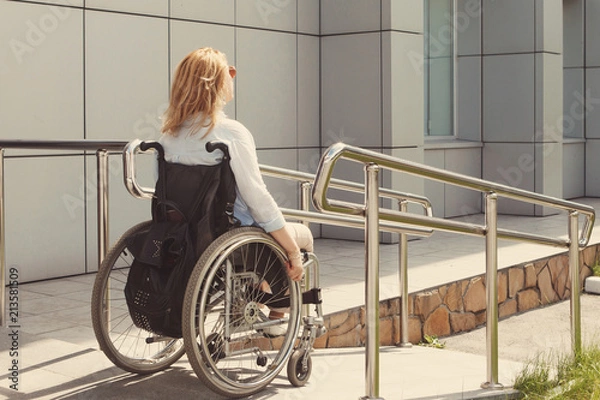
[158,115,286,233]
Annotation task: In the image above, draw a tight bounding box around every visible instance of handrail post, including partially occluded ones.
[0,149,5,327]
[569,211,581,354]
[482,192,503,389]
[361,163,384,400]
[301,181,311,318]
[397,200,412,347]
[97,150,110,329]
[97,150,109,266]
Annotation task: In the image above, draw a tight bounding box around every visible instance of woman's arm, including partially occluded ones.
[269,226,304,282]
[225,123,304,281]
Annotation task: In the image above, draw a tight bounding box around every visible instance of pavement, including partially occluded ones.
[1,197,600,400]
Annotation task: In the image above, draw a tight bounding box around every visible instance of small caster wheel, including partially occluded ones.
[257,355,268,367]
[287,350,312,387]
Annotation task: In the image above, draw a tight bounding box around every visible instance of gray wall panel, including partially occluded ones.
[563,0,584,68]
[562,142,585,199]
[236,29,297,148]
[321,0,381,35]
[383,32,425,147]
[236,0,297,32]
[444,148,482,217]
[482,0,534,54]
[457,56,481,141]
[586,139,600,196]
[586,68,600,139]
[0,2,84,150]
[483,143,536,215]
[456,0,482,56]
[321,33,381,148]
[298,35,320,147]
[483,54,535,142]
[85,11,168,141]
[586,0,600,67]
[5,157,87,282]
[170,0,234,24]
[563,68,585,139]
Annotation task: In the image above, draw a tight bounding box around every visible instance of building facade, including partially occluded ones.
[0,0,598,282]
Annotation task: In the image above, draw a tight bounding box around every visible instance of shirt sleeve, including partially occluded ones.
[226,124,286,233]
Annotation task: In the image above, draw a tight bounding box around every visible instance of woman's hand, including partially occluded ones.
[269,226,305,282]
[286,251,304,282]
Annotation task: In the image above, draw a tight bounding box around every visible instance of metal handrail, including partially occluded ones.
[313,142,595,247]
[0,139,127,152]
[0,139,129,328]
[260,164,434,216]
[311,142,596,399]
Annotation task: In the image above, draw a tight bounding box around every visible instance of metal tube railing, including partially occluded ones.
[97,150,109,265]
[0,140,128,327]
[363,163,381,400]
[569,212,582,353]
[261,164,434,216]
[313,143,595,247]
[482,192,501,389]
[397,200,411,348]
[311,143,595,398]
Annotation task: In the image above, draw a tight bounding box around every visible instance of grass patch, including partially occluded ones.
[514,344,600,399]
[418,334,446,349]
[592,262,600,277]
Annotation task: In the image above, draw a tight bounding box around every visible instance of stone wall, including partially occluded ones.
[313,244,600,349]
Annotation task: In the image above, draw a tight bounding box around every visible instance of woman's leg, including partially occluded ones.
[284,223,313,252]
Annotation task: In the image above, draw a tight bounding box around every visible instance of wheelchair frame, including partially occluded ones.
[91,141,325,398]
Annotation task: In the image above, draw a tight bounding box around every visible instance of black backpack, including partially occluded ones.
[124,141,238,338]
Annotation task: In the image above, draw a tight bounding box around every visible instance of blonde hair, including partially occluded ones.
[162,47,230,136]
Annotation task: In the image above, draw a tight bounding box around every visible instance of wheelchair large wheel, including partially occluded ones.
[183,227,302,398]
[91,221,185,374]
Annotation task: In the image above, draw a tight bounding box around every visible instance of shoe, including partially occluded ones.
[261,322,288,338]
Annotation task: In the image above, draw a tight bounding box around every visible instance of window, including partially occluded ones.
[424,0,455,137]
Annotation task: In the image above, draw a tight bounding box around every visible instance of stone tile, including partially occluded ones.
[517,289,541,312]
[508,267,525,298]
[19,314,80,336]
[524,263,537,288]
[498,271,508,303]
[379,317,395,346]
[443,282,464,312]
[414,290,442,319]
[21,295,84,316]
[37,325,98,350]
[538,266,558,305]
[22,280,91,296]
[423,307,450,337]
[499,298,518,319]
[464,278,486,313]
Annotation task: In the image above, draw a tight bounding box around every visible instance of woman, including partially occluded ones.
[159,47,313,334]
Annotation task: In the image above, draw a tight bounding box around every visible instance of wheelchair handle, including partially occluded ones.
[206,141,231,160]
[140,140,165,160]
[124,139,232,200]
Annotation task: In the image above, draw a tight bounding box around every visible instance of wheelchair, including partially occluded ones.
[91,141,325,398]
